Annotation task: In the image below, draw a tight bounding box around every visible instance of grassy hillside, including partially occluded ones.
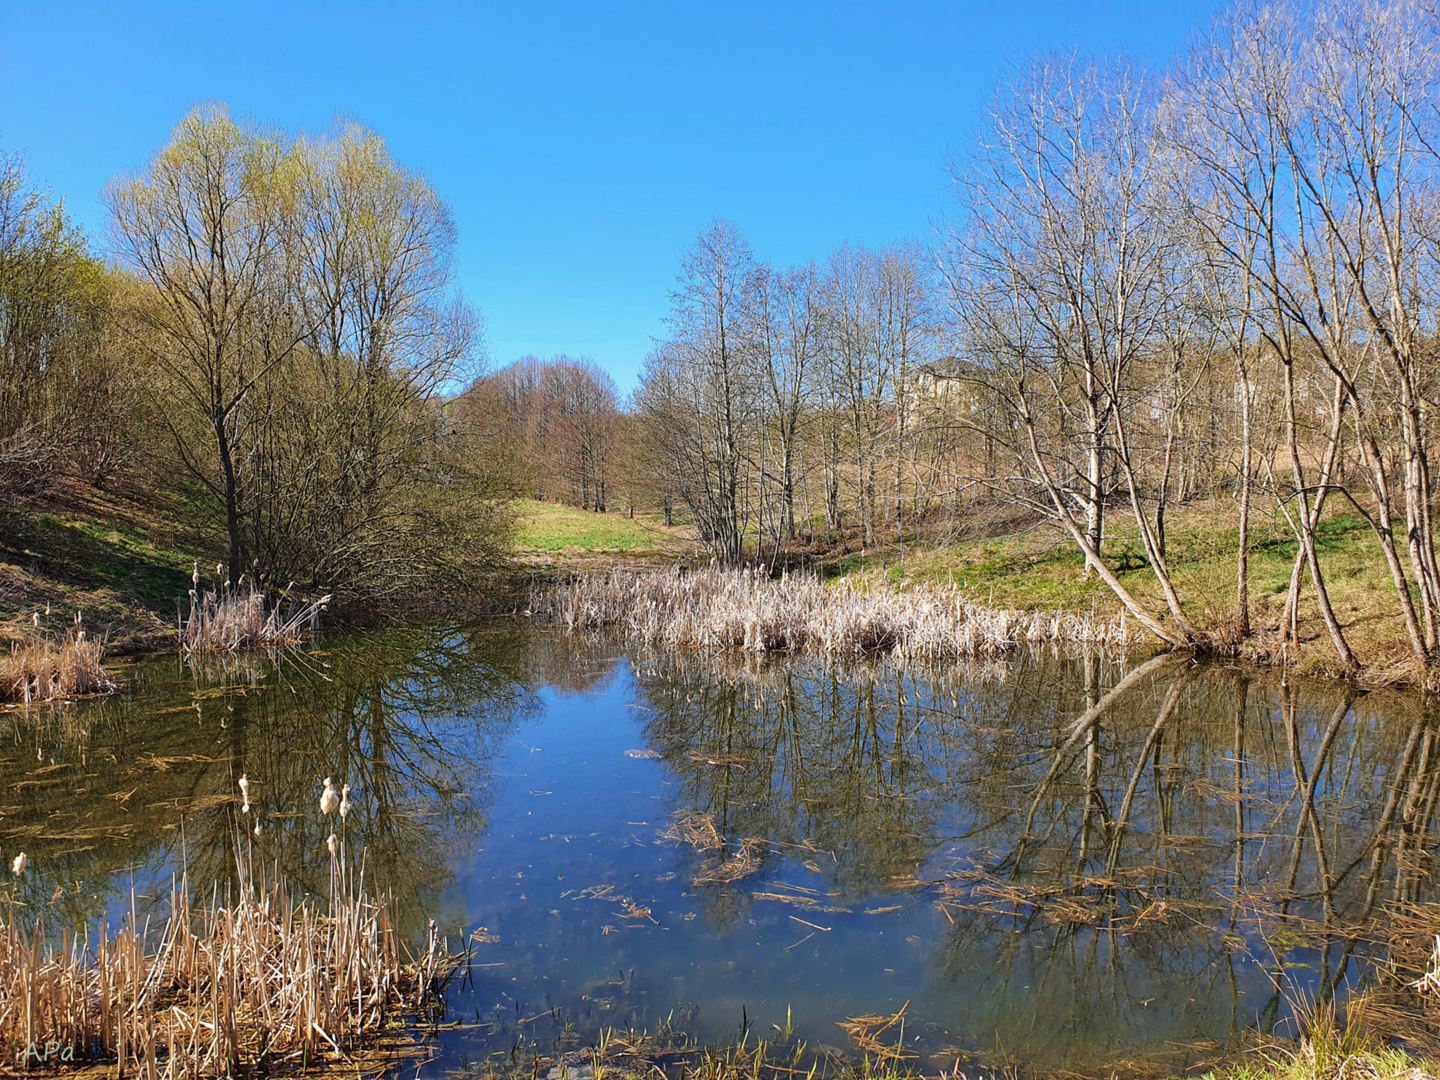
[814,500,1416,677]
[2,480,1417,679]
[513,499,685,556]
[519,494,1421,676]
[0,480,216,654]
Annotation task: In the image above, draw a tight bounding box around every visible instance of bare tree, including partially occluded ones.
[108,105,300,584]
[946,53,1199,646]
[0,150,123,497]
[110,106,499,597]
[638,222,758,564]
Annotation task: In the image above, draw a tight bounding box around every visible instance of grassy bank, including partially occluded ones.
[0,477,1428,682]
[537,565,1132,657]
[529,495,1424,679]
[514,499,686,559]
[0,478,213,656]
[787,499,1421,680]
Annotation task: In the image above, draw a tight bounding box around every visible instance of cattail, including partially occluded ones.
[192,561,199,588]
[239,774,250,814]
[326,833,339,857]
[254,820,262,837]
[216,562,224,580]
[320,777,338,816]
[339,783,351,820]
[11,852,25,875]
[31,611,38,627]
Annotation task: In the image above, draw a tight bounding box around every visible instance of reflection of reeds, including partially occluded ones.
[1,623,114,703]
[0,840,456,1075]
[537,567,1130,658]
[180,581,330,654]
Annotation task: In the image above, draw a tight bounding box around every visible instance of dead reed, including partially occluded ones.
[535,566,1131,659]
[0,839,457,1075]
[664,810,767,886]
[181,578,330,654]
[1,617,115,703]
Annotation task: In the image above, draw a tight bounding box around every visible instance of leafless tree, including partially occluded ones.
[637,222,758,564]
[946,53,1199,645]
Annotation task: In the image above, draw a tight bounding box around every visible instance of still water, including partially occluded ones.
[2,624,1436,1075]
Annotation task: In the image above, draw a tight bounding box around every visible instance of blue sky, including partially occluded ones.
[1,0,1215,391]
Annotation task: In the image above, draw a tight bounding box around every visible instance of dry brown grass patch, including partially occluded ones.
[180,581,330,654]
[536,567,1132,659]
[0,841,459,1076]
[1,622,114,703]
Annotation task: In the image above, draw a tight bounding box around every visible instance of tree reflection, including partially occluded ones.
[7,629,1440,1072]
[629,647,1440,1063]
[0,624,540,933]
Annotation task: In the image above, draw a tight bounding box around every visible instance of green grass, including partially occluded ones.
[513,500,678,554]
[814,501,1424,673]
[1199,1047,1428,1080]
[0,484,216,653]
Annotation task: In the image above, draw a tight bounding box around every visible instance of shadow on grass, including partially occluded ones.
[0,508,192,610]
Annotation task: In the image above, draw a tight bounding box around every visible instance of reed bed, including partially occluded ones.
[0,843,456,1076]
[535,567,1132,659]
[1,620,115,703]
[181,579,330,654]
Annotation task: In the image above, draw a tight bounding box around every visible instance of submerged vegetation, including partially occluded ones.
[537,566,1132,658]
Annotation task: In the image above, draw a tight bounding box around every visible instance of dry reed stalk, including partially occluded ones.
[180,581,331,654]
[535,567,1132,660]
[1,621,115,704]
[0,841,457,1076]
[837,1001,918,1065]
[663,811,768,886]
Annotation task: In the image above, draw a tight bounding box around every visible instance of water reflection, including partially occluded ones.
[2,631,1437,1074]
[627,648,1440,1070]
[0,625,540,930]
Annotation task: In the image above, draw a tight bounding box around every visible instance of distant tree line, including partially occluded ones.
[0,105,520,603]
[468,356,623,513]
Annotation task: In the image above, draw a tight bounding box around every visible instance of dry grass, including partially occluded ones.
[535,566,1132,659]
[1,620,115,703]
[0,838,458,1075]
[181,581,331,654]
[663,810,768,886]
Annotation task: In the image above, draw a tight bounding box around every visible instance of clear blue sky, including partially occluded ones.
[1,0,1215,391]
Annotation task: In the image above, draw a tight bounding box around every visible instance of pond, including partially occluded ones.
[1,623,1436,1076]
